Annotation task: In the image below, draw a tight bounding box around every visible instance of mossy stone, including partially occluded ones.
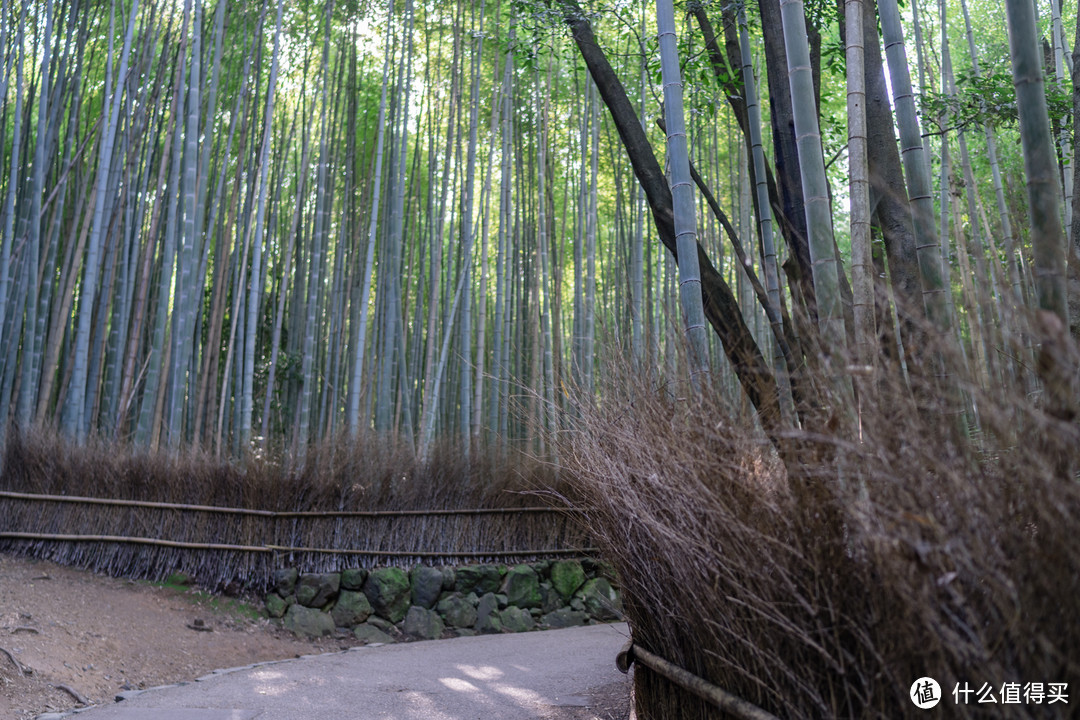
[283,604,334,638]
[410,565,445,609]
[295,572,340,608]
[475,592,503,634]
[499,606,535,633]
[436,593,478,628]
[501,565,541,609]
[576,577,622,621]
[340,568,368,591]
[549,560,586,600]
[363,567,411,623]
[264,593,288,619]
[402,605,445,640]
[366,615,394,633]
[354,622,395,645]
[541,607,588,629]
[273,568,299,596]
[331,589,372,627]
[454,564,503,595]
[538,582,563,614]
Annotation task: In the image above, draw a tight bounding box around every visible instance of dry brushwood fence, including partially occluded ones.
[0,431,590,592]
[555,339,1080,720]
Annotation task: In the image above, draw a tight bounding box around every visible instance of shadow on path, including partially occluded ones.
[66,623,631,720]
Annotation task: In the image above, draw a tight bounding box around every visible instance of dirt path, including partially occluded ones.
[0,553,352,719]
[0,553,631,720]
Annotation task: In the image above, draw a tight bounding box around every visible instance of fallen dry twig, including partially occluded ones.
[53,683,89,705]
[0,646,29,675]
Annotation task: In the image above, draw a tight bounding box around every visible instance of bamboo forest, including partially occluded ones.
[0,0,1072,455]
[2,0,1080,717]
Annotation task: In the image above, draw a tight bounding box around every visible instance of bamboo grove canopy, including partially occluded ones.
[0,0,1076,456]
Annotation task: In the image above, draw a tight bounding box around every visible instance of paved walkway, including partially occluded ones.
[61,623,630,720]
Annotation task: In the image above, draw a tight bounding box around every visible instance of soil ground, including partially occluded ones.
[0,553,631,720]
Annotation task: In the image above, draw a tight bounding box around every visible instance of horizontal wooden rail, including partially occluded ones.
[617,640,780,720]
[0,490,573,518]
[0,532,269,552]
[0,531,597,559]
[262,545,597,558]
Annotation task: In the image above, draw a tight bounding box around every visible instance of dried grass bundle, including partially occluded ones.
[553,322,1080,719]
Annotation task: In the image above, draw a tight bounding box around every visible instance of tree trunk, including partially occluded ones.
[757,0,816,320]
[297,0,336,450]
[1006,0,1068,323]
[16,0,54,428]
[737,7,792,400]
[878,0,951,331]
[240,0,284,447]
[860,0,921,328]
[846,0,875,369]
[779,0,849,363]
[347,3,392,435]
[166,0,200,448]
[0,16,25,403]
[558,0,780,437]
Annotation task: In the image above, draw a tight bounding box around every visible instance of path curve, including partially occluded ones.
[58,623,630,720]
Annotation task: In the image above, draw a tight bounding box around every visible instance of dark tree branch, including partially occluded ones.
[556,0,782,439]
[656,116,798,385]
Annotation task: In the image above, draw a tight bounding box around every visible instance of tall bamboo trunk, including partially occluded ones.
[656,0,709,383]
[239,0,284,448]
[737,6,793,418]
[0,13,25,398]
[778,0,849,366]
[346,1,393,436]
[296,0,336,451]
[878,0,950,332]
[166,0,200,448]
[1006,0,1068,323]
[16,0,54,428]
[846,0,874,371]
[458,0,485,455]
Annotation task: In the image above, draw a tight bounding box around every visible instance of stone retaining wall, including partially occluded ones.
[265,559,622,641]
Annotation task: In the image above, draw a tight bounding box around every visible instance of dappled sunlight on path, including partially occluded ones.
[70,623,630,720]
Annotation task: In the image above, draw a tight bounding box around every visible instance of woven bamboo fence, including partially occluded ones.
[0,490,592,592]
[0,431,592,592]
